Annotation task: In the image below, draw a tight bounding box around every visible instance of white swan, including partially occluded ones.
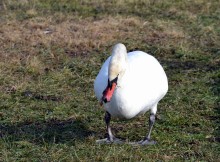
[94,43,168,145]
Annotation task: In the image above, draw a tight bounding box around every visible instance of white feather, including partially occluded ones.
[94,44,168,119]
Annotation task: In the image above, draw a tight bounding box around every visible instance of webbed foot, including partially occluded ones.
[129,139,156,146]
[96,137,124,144]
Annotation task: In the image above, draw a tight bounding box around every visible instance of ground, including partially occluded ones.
[0,0,219,161]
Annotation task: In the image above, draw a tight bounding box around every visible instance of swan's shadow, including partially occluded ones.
[0,118,93,145]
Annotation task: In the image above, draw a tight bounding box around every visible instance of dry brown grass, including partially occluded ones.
[0,13,188,100]
[1,16,141,59]
[0,14,188,72]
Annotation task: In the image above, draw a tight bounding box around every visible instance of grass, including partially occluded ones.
[0,0,220,161]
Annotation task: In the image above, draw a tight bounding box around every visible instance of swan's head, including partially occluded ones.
[101,43,128,104]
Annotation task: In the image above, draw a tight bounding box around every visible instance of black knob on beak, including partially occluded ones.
[103,98,108,103]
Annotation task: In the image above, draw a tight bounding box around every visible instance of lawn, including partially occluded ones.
[0,0,219,161]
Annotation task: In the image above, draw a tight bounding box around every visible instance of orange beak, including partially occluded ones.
[101,82,117,103]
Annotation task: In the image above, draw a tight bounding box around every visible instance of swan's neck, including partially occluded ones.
[108,44,128,82]
[117,64,130,88]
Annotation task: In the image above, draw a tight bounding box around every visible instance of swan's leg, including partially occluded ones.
[139,104,158,145]
[140,113,157,145]
[129,113,156,145]
[96,111,123,144]
[105,111,114,141]
[130,105,157,145]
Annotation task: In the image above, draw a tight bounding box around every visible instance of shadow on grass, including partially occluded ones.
[210,72,220,143]
[161,59,218,72]
[0,118,93,145]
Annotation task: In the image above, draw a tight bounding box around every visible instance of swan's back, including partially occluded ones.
[126,51,168,97]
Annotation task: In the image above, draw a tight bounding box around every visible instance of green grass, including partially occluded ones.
[0,0,220,161]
